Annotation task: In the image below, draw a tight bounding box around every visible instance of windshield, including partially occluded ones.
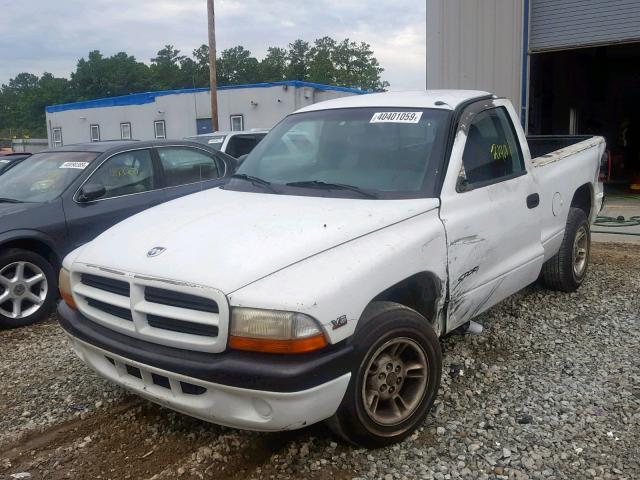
[233,108,450,198]
[0,151,98,202]
[187,135,226,150]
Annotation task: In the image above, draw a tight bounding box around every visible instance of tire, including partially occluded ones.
[0,248,56,328]
[326,301,442,448]
[541,207,591,292]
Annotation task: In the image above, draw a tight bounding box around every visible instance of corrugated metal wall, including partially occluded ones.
[426,0,524,117]
[530,0,640,52]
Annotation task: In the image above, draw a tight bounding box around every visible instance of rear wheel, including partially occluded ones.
[541,207,591,292]
[0,249,56,328]
[326,302,441,448]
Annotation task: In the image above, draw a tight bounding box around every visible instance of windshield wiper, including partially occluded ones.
[285,180,378,199]
[230,173,277,193]
[0,197,22,203]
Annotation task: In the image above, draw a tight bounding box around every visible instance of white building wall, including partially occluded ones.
[45,85,357,147]
[426,0,525,117]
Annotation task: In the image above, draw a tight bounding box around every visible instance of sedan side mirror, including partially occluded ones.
[78,183,106,202]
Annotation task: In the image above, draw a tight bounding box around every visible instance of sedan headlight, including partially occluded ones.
[229,308,327,354]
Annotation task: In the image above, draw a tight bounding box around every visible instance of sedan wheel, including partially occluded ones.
[0,261,48,319]
[0,249,56,328]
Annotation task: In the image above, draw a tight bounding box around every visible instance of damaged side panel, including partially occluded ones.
[439,98,546,331]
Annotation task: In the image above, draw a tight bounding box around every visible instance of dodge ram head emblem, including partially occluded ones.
[147,247,166,258]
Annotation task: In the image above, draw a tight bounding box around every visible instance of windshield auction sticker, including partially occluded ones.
[370,112,423,124]
[59,162,90,169]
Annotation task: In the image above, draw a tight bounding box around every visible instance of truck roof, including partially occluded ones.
[296,89,492,113]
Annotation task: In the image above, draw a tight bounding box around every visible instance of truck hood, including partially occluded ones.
[74,188,439,293]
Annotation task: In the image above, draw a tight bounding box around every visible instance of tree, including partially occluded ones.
[150,45,186,89]
[72,50,152,99]
[307,37,337,85]
[286,39,310,81]
[0,36,390,139]
[332,39,389,91]
[192,44,211,85]
[259,47,288,82]
[216,46,260,85]
[0,72,72,137]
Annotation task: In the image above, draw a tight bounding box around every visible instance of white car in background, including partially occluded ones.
[185,130,269,158]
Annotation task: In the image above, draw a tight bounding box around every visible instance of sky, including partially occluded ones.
[0,0,426,90]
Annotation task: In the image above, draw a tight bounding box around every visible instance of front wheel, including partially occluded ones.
[541,207,591,292]
[0,249,56,328]
[326,302,442,448]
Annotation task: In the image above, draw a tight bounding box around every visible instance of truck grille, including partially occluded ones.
[86,298,133,321]
[144,286,218,313]
[147,314,219,337]
[72,266,228,353]
[81,273,130,297]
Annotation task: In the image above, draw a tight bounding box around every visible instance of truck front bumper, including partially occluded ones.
[58,302,353,431]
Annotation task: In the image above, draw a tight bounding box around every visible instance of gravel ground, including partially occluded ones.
[0,242,638,480]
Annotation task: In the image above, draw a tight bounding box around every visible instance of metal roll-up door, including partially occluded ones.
[529,0,640,52]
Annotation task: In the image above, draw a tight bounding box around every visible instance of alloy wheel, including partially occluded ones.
[361,337,429,426]
[0,261,48,319]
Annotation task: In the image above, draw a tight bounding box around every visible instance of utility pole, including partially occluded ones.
[207,0,219,132]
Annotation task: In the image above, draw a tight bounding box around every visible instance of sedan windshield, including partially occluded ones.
[233,108,450,198]
[0,151,98,202]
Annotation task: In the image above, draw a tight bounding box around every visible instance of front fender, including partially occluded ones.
[0,229,61,256]
[228,209,448,344]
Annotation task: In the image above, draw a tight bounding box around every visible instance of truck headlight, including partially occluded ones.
[229,308,327,354]
[58,268,77,310]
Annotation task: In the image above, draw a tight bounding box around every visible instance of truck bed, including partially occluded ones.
[527,135,604,167]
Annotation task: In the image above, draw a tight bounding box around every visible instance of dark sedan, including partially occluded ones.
[0,140,235,327]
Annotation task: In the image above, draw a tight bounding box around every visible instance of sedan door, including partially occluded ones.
[155,146,226,202]
[63,148,165,249]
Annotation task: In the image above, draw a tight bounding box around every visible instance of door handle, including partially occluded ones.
[527,193,540,209]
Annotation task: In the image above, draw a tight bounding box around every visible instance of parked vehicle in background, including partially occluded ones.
[58,91,604,447]
[0,140,235,328]
[185,130,269,158]
[0,153,31,175]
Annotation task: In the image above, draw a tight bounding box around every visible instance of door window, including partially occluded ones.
[460,107,524,189]
[157,147,220,187]
[86,149,156,200]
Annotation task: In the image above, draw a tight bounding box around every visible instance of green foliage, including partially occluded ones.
[259,47,288,82]
[217,46,260,85]
[0,36,389,138]
[286,39,311,81]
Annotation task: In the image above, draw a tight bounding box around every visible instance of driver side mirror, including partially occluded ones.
[78,183,106,202]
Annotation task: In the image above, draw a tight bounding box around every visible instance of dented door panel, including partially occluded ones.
[439,99,545,331]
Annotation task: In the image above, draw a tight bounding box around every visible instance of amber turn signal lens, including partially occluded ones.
[229,333,327,354]
[58,268,77,310]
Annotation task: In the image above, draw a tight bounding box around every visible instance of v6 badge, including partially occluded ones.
[331,315,348,330]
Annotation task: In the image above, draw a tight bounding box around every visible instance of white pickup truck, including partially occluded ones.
[58,91,605,447]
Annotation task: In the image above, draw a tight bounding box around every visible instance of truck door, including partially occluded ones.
[439,99,545,331]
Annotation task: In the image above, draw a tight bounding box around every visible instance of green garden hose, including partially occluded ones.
[592,215,640,236]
